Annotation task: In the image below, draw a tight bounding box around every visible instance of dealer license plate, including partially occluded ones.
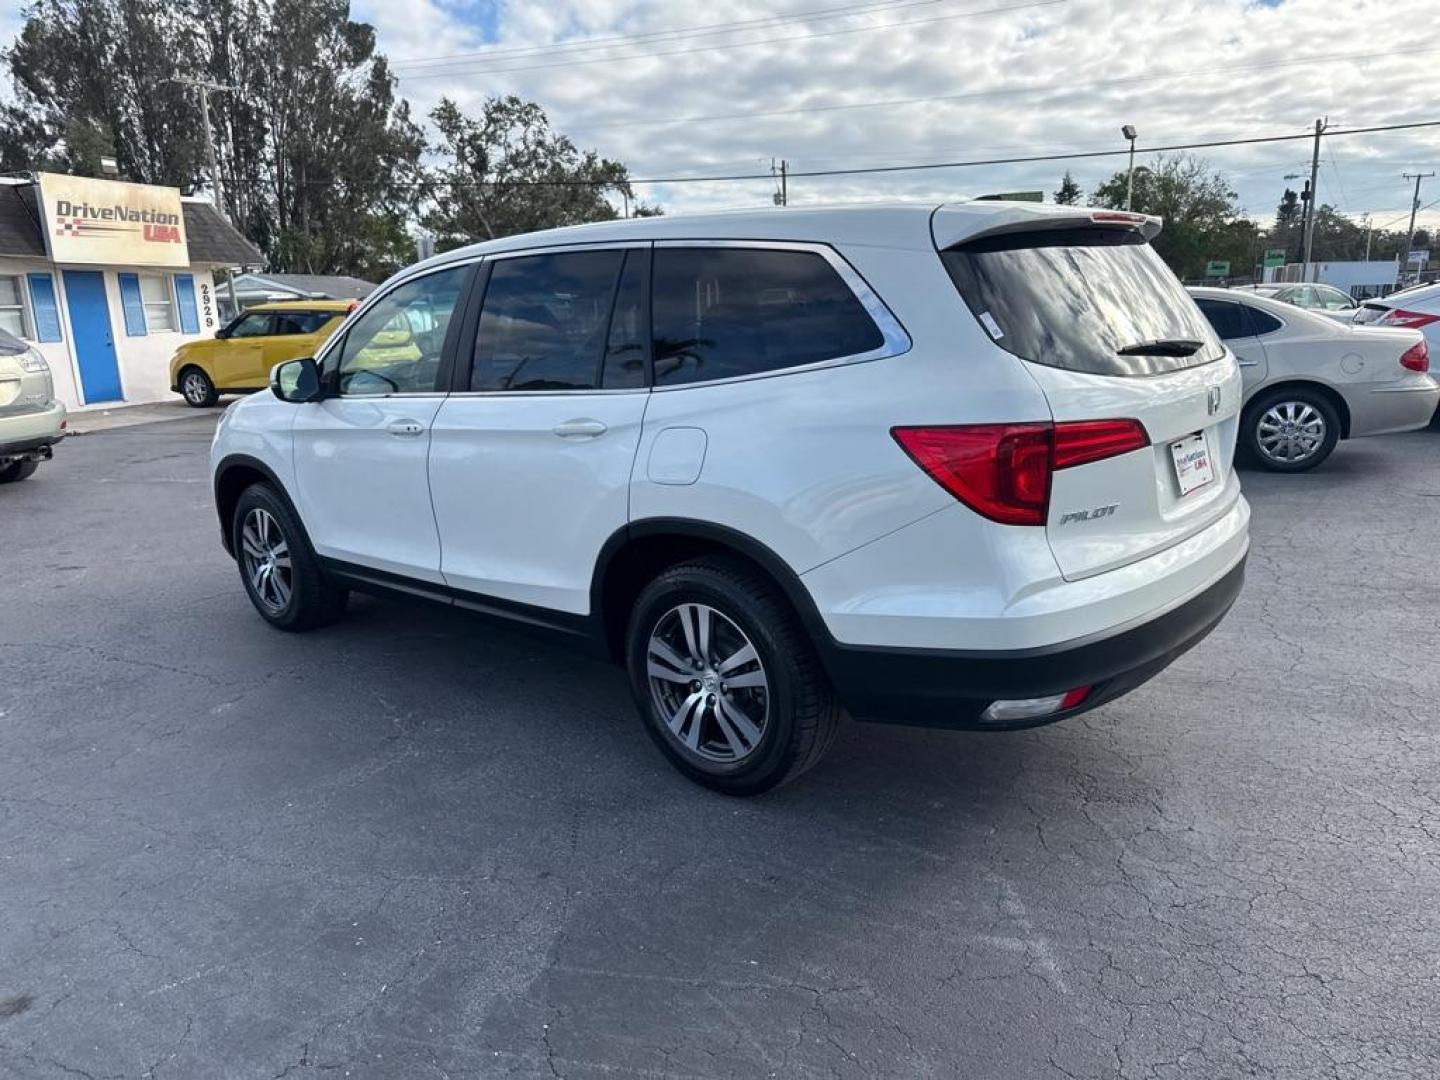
[1170,432,1215,496]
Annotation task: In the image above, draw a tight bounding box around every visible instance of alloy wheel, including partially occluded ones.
[1256,401,1326,464]
[183,371,210,405]
[646,603,769,764]
[240,507,293,613]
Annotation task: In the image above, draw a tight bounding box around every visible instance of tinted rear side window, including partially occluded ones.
[1194,298,1251,341]
[651,247,883,386]
[472,250,624,391]
[1247,306,1284,336]
[941,228,1224,376]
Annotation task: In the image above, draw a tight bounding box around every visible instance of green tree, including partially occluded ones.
[1053,171,1082,205]
[1091,154,1242,279]
[422,95,657,248]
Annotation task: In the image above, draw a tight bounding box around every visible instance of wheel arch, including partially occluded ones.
[591,519,834,666]
[213,454,299,557]
[1246,379,1352,439]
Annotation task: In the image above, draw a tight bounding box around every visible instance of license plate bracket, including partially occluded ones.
[1170,432,1215,496]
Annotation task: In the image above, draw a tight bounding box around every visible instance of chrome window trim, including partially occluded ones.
[647,239,910,392]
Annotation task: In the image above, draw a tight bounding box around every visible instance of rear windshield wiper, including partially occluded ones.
[1115,338,1204,357]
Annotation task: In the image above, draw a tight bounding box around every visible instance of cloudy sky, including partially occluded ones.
[350,0,1440,235]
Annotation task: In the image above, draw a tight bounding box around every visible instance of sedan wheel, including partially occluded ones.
[1244,389,1341,473]
[180,368,218,407]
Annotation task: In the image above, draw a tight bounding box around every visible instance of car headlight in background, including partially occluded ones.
[18,346,49,373]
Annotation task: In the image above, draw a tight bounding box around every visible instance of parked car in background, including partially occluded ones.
[0,327,65,483]
[1353,282,1440,359]
[169,300,354,407]
[1242,282,1360,322]
[212,202,1250,794]
[1190,287,1437,471]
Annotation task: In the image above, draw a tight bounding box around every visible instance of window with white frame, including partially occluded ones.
[0,274,28,338]
[138,273,176,332]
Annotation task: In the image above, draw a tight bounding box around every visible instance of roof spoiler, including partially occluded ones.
[937,207,1164,249]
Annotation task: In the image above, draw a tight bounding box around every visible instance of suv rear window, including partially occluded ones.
[941,228,1224,376]
[652,247,883,386]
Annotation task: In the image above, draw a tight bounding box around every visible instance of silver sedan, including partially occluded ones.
[1190,287,1439,471]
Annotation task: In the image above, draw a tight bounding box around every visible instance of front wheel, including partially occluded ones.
[625,556,841,796]
[1243,389,1340,472]
[0,460,39,483]
[232,483,348,631]
[179,366,219,408]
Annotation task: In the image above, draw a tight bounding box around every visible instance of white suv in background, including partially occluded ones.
[210,203,1250,794]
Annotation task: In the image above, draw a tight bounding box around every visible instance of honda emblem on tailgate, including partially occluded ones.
[1207,385,1222,415]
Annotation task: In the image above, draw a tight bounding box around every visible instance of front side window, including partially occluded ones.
[0,275,27,338]
[228,312,274,338]
[139,273,176,332]
[472,250,625,392]
[336,266,467,396]
[651,247,884,386]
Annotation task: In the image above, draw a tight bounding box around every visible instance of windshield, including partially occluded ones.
[941,227,1225,376]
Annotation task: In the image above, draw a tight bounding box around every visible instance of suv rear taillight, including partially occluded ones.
[1400,340,1430,373]
[892,419,1149,526]
[1380,308,1440,330]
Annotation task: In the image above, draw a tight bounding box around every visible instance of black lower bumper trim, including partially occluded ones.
[820,557,1246,729]
[0,434,62,460]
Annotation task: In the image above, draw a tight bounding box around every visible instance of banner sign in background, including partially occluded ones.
[37,172,190,268]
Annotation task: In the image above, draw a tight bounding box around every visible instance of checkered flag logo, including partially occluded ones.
[55,218,81,236]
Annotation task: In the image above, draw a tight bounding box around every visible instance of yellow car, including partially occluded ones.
[170,300,353,407]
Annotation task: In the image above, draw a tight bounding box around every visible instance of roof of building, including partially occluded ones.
[0,180,262,265]
[233,272,377,299]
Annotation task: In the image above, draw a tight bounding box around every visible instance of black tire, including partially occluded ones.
[231,482,348,631]
[1242,387,1341,472]
[625,555,841,796]
[179,366,219,408]
[0,459,39,483]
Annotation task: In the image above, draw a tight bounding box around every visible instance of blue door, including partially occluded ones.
[63,270,123,403]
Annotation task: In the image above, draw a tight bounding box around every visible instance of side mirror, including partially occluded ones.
[271,356,321,403]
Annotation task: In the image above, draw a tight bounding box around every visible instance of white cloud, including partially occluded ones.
[354,0,1440,235]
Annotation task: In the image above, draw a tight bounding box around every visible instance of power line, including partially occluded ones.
[394,0,1066,80]
[389,0,965,70]
[563,43,1440,130]
[408,118,1440,189]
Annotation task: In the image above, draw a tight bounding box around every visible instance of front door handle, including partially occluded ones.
[386,419,426,437]
[553,418,608,439]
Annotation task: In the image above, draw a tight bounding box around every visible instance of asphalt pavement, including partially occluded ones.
[1,408,1438,1079]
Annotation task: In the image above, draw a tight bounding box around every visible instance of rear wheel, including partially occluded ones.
[1243,388,1340,472]
[625,556,840,796]
[232,483,348,630]
[0,460,39,483]
[179,366,219,408]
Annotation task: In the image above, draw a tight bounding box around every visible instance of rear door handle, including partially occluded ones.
[386,419,426,437]
[553,418,608,439]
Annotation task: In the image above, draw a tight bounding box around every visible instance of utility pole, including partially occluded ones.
[1121,125,1137,211]
[1402,171,1434,280]
[1362,213,1373,261]
[771,158,788,207]
[1300,117,1327,282]
[171,76,240,319]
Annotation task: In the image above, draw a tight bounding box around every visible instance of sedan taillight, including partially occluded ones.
[1380,308,1440,330]
[892,419,1150,526]
[1400,340,1430,373]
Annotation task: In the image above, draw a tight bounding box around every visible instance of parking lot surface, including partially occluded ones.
[1,411,1438,1080]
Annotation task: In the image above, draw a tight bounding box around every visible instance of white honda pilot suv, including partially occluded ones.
[211,202,1249,794]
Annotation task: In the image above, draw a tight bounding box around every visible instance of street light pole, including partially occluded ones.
[1121,125,1137,211]
[171,76,240,320]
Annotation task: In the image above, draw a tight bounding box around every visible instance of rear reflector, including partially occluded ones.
[981,685,1092,723]
[1380,308,1440,330]
[892,419,1150,526]
[1400,340,1430,373]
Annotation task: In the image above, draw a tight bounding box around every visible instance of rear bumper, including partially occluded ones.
[821,556,1245,729]
[0,401,66,458]
[1349,379,1440,437]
